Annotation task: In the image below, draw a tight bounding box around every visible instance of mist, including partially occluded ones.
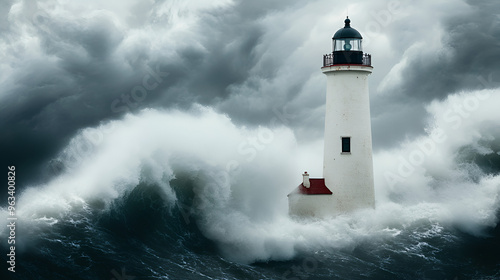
[2,89,498,263]
[3,0,500,194]
[1,1,500,275]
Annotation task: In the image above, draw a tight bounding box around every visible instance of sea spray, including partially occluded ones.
[0,92,498,277]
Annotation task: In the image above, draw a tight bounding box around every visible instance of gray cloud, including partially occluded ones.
[0,0,299,186]
[401,2,500,100]
[371,0,500,149]
[1,0,499,188]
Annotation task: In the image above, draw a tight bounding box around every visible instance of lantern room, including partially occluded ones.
[326,17,368,65]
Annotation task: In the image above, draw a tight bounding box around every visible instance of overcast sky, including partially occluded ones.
[1,0,499,186]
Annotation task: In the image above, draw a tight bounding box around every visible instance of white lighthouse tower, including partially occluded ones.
[288,17,375,216]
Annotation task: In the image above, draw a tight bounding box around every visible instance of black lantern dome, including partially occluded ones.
[331,17,364,64]
[333,18,362,40]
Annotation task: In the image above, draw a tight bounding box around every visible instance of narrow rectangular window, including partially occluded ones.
[341,137,351,153]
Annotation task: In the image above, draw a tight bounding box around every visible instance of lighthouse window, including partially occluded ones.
[341,137,351,153]
[334,39,362,52]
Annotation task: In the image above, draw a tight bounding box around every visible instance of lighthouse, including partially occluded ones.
[288,17,375,217]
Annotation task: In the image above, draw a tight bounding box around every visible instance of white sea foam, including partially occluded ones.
[1,89,499,263]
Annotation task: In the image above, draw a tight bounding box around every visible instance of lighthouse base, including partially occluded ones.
[287,194,337,217]
[288,193,375,217]
[287,177,375,217]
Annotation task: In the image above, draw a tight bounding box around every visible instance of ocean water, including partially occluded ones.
[2,90,500,280]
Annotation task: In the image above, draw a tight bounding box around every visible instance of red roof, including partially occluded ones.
[290,178,332,195]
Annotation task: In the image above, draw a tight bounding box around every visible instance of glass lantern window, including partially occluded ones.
[334,39,362,52]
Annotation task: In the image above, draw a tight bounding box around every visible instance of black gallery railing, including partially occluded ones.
[323,53,371,67]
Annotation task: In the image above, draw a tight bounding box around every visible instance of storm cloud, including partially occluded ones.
[372,0,500,148]
[1,0,499,188]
